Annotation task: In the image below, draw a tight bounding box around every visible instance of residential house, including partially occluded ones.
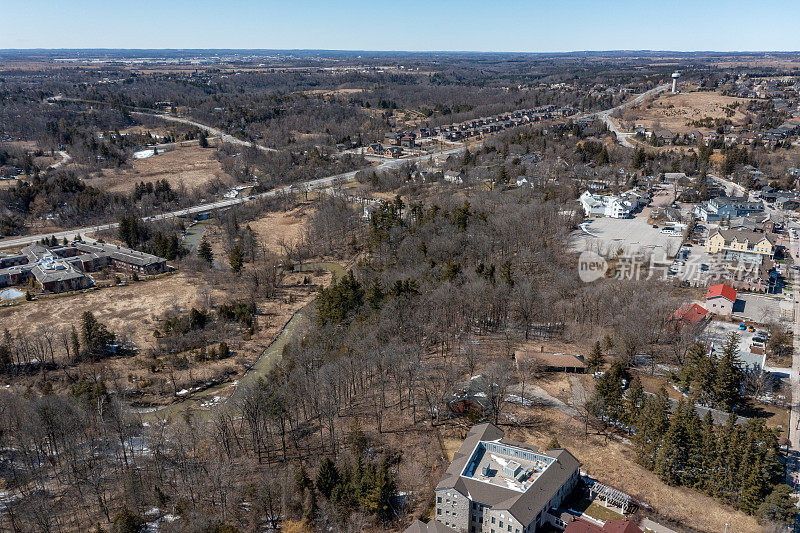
[705,229,776,258]
[695,196,764,221]
[444,171,464,184]
[366,143,384,155]
[671,303,709,329]
[579,191,632,219]
[705,284,737,316]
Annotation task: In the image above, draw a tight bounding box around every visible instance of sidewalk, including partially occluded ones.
[640,518,679,533]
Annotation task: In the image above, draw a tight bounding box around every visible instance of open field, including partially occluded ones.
[84,141,235,194]
[0,271,204,349]
[202,203,313,258]
[617,90,751,135]
[0,266,332,406]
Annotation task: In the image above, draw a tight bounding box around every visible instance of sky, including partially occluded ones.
[3,0,800,52]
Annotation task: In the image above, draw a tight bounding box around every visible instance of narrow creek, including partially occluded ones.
[136,261,346,422]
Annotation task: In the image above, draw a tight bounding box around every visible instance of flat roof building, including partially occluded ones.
[434,422,580,533]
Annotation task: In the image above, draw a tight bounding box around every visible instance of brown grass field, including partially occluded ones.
[84,141,235,194]
[619,90,751,135]
[0,271,204,349]
[202,203,313,258]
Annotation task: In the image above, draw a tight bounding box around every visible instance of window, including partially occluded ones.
[437,509,442,515]
[437,497,442,503]
[491,517,496,524]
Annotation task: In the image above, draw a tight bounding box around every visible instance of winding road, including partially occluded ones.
[4,85,669,250]
[593,84,671,148]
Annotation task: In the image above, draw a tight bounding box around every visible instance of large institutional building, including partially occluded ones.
[0,241,167,293]
[408,422,581,533]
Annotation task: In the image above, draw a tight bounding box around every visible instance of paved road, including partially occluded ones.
[0,145,467,250]
[640,518,679,533]
[787,232,800,530]
[130,111,279,153]
[48,150,72,169]
[7,85,666,250]
[592,84,671,148]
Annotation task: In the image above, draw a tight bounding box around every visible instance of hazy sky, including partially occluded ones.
[4,0,799,51]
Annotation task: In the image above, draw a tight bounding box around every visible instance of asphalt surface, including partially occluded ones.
[4,85,668,250]
[0,145,466,249]
[130,111,279,153]
[593,84,671,148]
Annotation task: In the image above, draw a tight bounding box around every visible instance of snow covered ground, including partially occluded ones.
[0,288,24,301]
[133,149,155,159]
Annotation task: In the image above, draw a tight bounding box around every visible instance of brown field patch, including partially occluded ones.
[85,142,235,194]
[618,90,751,135]
[204,204,313,257]
[0,271,204,349]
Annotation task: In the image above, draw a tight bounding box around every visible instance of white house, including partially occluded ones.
[443,170,464,184]
[579,190,632,218]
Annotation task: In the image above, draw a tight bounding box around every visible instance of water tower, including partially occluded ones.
[671,71,681,94]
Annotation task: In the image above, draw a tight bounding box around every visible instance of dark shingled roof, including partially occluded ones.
[403,520,458,533]
[435,422,581,526]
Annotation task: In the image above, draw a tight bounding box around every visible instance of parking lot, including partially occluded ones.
[734,293,793,325]
[701,320,767,371]
[571,216,683,258]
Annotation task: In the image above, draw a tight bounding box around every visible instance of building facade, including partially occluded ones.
[434,423,580,533]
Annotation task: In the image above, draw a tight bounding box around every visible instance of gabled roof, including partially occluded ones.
[672,303,708,325]
[565,520,643,533]
[402,520,458,533]
[713,229,776,246]
[706,284,737,302]
[435,422,581,526]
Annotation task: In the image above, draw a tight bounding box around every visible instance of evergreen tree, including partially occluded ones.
[198,237,214,264]
[633,147,646,169]
[633,389,669,469]
[365,279,384,310]
[624,376,645,429]
[714,334,742,411]
[654,400,691,485]
[757,484,798,525]
[229,245,243,273]
[696,412,717,493]
[316,458,340,499]
[198,132,209,148]
[585,340,605,374]
[295,465,312,493]
[594,360,627,423]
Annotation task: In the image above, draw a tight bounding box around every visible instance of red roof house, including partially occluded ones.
[565,520,643,533]
[705,283,737,302]
[705,283,737,316]
[671,303,708,326]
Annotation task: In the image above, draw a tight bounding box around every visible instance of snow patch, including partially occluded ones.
[133,149,155,159]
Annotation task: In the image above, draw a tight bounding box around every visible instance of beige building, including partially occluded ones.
[433,422,580,533]
[705,229,776,257]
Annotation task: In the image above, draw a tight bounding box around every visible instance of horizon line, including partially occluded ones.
[2,48,800,55]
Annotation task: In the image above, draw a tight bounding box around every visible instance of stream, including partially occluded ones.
[136,261,345,422]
